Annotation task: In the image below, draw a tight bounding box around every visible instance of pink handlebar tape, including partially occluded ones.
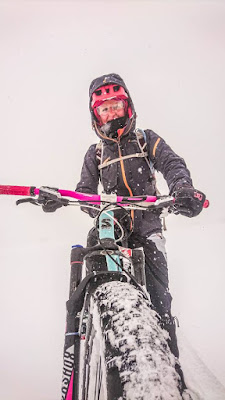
[0,185,33,196]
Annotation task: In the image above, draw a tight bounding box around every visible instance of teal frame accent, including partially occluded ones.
[99,209,121,271]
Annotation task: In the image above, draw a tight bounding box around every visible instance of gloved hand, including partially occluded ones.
[80,205,100,218]
[42,200,64,213]
[39,187,68,213]
[173,186,206,217]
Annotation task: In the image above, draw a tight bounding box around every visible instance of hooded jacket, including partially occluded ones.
[76,73,193,235]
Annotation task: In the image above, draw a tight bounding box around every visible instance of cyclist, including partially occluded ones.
[75,73,206,395]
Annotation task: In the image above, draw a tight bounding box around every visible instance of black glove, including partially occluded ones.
[80,205,100,218]
[42,200,63,213]
[39,187,68,213]
[173,186,206,217]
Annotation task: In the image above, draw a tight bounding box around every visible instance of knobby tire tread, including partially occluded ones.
[83,281,182,400]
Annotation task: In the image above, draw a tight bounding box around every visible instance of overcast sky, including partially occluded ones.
[0,1,225,399]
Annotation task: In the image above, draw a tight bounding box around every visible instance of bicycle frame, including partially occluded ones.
[62,202,136,400]
[0,185,209,400]
[99,208,121,271]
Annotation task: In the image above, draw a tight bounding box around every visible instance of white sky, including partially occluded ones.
[0,1,225,399]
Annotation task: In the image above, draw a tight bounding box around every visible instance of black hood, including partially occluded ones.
[89,73,136,141]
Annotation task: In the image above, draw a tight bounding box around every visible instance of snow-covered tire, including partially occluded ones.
[82,280,182,400]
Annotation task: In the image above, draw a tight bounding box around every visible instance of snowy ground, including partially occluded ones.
[178,331,225,400]
[165,214,225,392]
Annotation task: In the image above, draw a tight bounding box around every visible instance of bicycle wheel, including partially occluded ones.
[81,280,182,400]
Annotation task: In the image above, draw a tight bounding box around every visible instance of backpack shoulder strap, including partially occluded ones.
[95,140,104,181]
[136,129,165,227]
[135,128,155,174]
[135,128,147,150]
[96,141,102,163]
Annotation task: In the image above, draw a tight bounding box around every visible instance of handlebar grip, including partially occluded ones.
[203,199,209,208]
[0,185,35,196]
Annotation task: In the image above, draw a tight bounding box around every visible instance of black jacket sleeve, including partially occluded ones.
[75,144,100,217]
[145,130,193,194]
[76,144,100,193]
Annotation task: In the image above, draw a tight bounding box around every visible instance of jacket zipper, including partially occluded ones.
[117,142,134,229]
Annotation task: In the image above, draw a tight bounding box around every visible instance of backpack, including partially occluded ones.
[96,128,156,182]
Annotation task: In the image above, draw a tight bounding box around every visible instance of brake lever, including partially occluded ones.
[16,198,40,206]
[16,189,69,208]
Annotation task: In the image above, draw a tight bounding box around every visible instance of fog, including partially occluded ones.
[0,1,225,399]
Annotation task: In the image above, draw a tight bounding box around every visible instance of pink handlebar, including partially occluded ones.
[33,188,158,205]
[0,185,33,196]
[0,185,209,208]
[0,185,158,204]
